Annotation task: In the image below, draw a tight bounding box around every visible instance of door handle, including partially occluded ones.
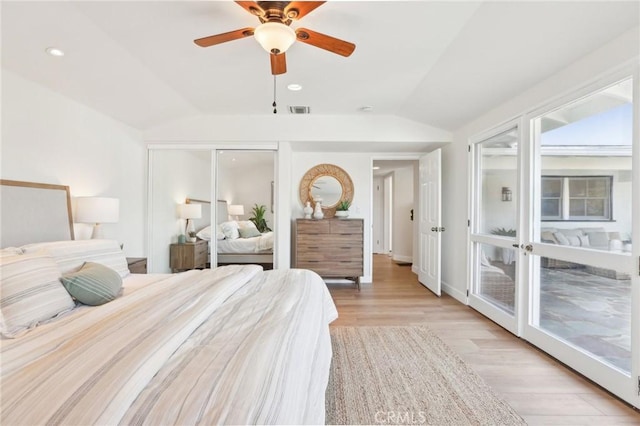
[512,244,519,248]
[431,227,437,232]
[524,244,533,252]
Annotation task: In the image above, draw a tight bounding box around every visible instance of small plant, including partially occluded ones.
[249,204,272,233]
[336,200,351,211]
[491,227,516,237]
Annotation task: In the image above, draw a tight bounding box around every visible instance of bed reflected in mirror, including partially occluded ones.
[216,150,275,269]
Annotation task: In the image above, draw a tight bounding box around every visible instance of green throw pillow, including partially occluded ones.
[61,262,122,306]
[239,227,261,238]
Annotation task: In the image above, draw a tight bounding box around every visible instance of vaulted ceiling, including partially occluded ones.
[2,1,638,132]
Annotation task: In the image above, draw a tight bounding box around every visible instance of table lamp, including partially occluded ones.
[75,197,120,239]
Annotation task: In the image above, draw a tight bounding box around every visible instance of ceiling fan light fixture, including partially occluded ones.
[254,22,296,54]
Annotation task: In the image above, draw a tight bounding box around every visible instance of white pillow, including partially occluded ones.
[220,221,240,240]
[196,226,212,241]
[578,235,590,247]
[237,220,258,230]
[0,253,76,338]
[216,225,225,241]
[553,232,570,246]
[21,240,129,278]
[585,231,609,248]
[566,235,580,247]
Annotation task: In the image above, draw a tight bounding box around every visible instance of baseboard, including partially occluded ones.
[441,280,467,304]
[411,264,418,275]
[391,254,412,264]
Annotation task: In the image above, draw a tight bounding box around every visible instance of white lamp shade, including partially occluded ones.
[178,203,202,219]
[75,197,119,224]
[254,22,296,54]
[228,205,245,216]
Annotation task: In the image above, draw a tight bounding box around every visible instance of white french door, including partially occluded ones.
[469,69,639,407]
[522,73,639,406]
[469,121,522,334]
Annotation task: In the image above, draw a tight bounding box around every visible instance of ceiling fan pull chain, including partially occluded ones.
[273,75,277,114]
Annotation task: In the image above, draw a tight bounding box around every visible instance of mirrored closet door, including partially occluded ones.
[214,150,275,269]
[148,149,212,273]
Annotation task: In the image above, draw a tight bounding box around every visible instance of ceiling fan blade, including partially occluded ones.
[284,2,326,20]
[235,1,265,17]
[295,28,355,57]
[270,52,287,75]
[194,28,254,47]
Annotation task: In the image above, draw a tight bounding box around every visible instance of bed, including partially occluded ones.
[0,180,338,425]
[187,198,274,268]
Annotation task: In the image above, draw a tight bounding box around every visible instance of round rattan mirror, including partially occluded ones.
[299,164,354,218]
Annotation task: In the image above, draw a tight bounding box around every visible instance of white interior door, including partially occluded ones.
[418,149,441,295]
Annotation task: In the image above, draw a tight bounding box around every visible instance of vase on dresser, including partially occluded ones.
[313,201,324,219]
[334,210,349,218]
[303,201,313,219]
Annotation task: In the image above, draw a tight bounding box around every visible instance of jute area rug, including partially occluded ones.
[325,326,526,425]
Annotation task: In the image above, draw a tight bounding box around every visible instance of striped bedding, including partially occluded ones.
[1,265,338,425]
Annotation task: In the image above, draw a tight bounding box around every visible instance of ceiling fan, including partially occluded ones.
[194,1,356,75]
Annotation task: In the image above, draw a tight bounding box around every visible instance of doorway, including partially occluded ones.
[372,160,419,267]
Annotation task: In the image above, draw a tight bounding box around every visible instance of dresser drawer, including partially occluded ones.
[330,220,363,234]
[297,246,362,262]
[297,220,330,234]
[297,234,362,249]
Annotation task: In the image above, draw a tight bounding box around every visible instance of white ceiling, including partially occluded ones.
[2,1,638,132]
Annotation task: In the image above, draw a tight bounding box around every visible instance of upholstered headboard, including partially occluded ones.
[1,179,75,247]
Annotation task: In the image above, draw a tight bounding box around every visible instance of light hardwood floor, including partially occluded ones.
[327,254,640,425]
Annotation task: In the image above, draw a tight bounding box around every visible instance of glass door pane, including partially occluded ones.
[469,124,520,331]
[527,77,636,404]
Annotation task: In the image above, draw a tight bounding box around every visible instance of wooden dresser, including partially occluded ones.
[170,240,208,272]
[295,219,363,290]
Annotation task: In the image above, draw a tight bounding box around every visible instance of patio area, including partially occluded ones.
[483,260,631,372]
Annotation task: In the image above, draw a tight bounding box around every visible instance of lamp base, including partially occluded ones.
[186,218,196,242]
[91,223,104,239]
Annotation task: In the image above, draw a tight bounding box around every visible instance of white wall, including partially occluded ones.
[441,26,639,302]
[1,70,146,256]
[148,149,211,273]
[144,115,451,144]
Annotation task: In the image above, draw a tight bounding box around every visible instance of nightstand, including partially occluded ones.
[127,257,147,274]
[170,240,208,272]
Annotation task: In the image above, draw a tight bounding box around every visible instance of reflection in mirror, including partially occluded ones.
[311,176,342,207]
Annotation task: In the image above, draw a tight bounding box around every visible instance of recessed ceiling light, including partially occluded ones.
[45,47,64,57]
[287,83,303,91]
[360,106,374,112]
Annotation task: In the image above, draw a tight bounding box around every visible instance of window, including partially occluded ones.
[542,176,612,221]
